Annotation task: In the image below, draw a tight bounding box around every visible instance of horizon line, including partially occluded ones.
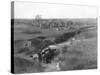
[11,17,97,19]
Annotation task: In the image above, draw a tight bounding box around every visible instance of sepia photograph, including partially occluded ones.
[11,1,97,74]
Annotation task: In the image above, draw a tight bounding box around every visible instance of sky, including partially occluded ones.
[14,1,97,19]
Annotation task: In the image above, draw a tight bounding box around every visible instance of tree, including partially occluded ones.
[34,15,42,27]
[35,15,42,20]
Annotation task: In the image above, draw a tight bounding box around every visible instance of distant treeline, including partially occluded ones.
[13,18,97,25]
[13,18,97,31]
